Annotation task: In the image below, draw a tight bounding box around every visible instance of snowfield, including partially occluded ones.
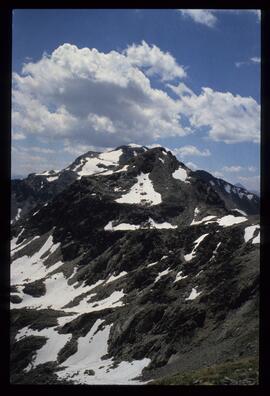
[104,217,177,231]
[115,172,162,206]
[56,319,151,384]
[16,326,72,371]
[11,235,63,285]
[215,215,247,227]
[16,319,151,384]
[11,268,125,314]
[73,149,123,178]
[98,149,123,164]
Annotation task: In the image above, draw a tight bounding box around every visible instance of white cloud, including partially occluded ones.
[170,84,260,143]
[12,41,260,161]
[250,57,261,64]
[222,165,257,173]
[62,141,111,156]
[11,146,66,176]
[12,131,26,140]
[178,9,261,28]
[167,82,194,97]
[12,43,189,150]
[235,57,260,68]
[185,161,198,170]
[235,61,245,68]
[222,165,243,173]
[178,10,217,27]
[125,40,186,81]
[212,171,224,178]
[173,145,211,157]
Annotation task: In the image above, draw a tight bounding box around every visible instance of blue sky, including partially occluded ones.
[12,9,260,191]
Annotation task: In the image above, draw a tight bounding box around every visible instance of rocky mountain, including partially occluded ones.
[10,145,259,384]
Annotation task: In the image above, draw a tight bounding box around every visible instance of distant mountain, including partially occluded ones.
[10,145,259,384]
[235,182,246,189]
[11,174,25,180]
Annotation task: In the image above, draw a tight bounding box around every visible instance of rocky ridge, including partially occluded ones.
[10,145,259,384]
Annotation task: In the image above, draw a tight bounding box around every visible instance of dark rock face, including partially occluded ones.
[10,145,259,385]
[193,170,259,215]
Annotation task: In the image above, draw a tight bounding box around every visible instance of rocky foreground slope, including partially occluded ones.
[10,145,259,384]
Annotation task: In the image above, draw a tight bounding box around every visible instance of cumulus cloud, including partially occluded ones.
[178,10,217,27]
[173,145,211,157]
[169,84,260,143]
[11,146,67,176]
[12,41,260,157]
[12,43,190,150]
[125,40,186,81]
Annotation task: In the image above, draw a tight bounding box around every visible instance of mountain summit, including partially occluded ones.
[10,145,259,384]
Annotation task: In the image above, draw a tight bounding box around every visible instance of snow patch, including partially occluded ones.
[12,270,124,314]
[115,172,162,206]
[154,268,171,283]
[216,215,247,227]
[209,242,221,262]
[11,235,62,285]
[184,233,209,262]
[186,287,201,301]
[147,261,158,268]
[237,191,244,199]
[244,225,260,243]
[174,271,188,283]
[128,143,142,148]
[224,184,231,194]
[56,319,151,384]
[98,149,123,164]
[104,217,176,231]
[12,208,22,224]
[191,215,216,226]
[194,207,200,216]
[16,326,71,369]
[106,272,127,284]
[232,208,247,216]
[46,176,59,182]
[172,167,190,183]
[11,235,40,257]
[252,232,260,244]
